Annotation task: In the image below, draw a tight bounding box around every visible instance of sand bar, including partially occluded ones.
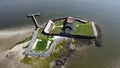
[0,27,34,53]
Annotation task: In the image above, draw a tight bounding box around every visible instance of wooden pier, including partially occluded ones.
[27,13,40,28]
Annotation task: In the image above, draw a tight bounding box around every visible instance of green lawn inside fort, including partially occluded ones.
[73,21,94,36]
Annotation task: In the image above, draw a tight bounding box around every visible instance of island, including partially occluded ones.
[5,13,102,68]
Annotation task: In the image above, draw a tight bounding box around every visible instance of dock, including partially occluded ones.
[27,13,40,28]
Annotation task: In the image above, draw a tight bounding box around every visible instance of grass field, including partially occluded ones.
[34,39,47,51]
[72,21,94,36]
[54,20,64,26]
[37,28,47,39]
[33,28,53,52]
[51,20,63,33]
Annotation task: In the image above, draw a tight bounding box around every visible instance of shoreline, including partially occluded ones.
[0,26,34,68]
[0,26,34,53]
[0,25,34,32]
[0,41,30,68]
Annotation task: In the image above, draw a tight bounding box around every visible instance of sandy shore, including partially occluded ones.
[0,27,34,53]
[0,27,35,68]
[0,41,30,68]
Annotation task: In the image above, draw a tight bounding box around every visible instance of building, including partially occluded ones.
[61,17,75,35]
[44,20,55,33]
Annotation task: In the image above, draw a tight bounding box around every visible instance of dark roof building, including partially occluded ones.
[61,17,75,35]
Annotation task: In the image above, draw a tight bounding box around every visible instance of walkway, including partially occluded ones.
[91,21,98,36]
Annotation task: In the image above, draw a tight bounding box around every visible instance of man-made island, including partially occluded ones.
[2,13,102,68]
[13,13,102,68]
[25,14,102,58]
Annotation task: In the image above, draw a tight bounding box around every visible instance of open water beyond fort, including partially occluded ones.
[0,0,120,68]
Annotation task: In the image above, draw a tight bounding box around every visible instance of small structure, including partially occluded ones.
[61,17,75,35]
[44,20,55,33]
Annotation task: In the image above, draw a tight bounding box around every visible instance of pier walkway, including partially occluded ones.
[27,13,40,28]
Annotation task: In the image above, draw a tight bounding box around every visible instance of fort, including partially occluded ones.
[25,13,102,57]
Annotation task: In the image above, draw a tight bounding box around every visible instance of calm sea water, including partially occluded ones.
[0,0,120,68]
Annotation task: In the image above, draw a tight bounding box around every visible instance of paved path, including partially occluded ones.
[91,21,98,36]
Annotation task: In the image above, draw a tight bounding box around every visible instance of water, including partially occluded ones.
[0,0,120,68]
